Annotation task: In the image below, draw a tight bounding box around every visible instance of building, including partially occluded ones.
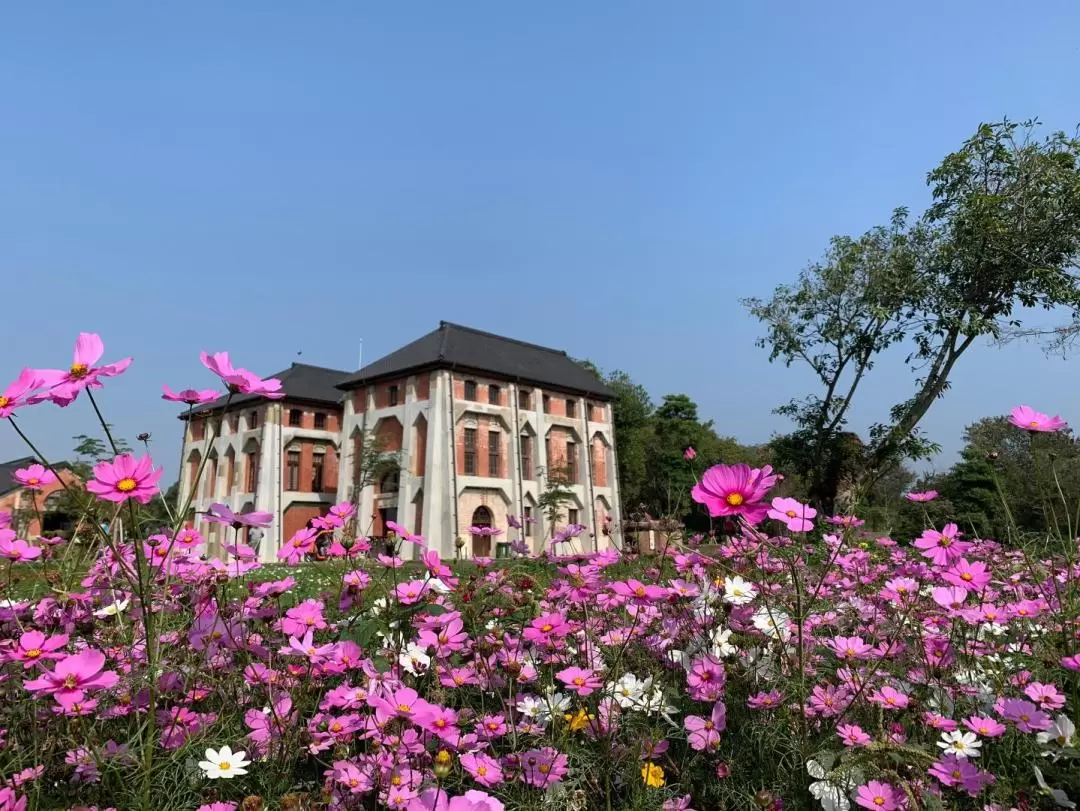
[178,322,622,561]
[0,456,80,538]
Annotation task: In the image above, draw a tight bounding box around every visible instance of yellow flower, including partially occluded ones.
[433,749,453,778]
[563,708,595,732]
[641,763,665,788]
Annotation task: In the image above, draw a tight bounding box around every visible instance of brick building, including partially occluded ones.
[0,456,81,538]
[178,322,622,561]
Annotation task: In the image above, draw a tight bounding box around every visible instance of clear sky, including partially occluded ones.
[2,1,1079,481]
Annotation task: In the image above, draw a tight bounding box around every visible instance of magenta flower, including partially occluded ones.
[691,463,777,523]
[460,753,504,788]
[1008,404,1067,432]
[942,558,991,590]
[767,496,816,532]
[913,523,970,566]
[1000,698,1052,732]
[10,630,68,669]
[518,747,568,788]
[0,368,49,418]
[162,385,220,405]
[36,333,132,406]
[838,723,872,746]
[85,454,162,504]
[0,531,42,563]
[13,463,56,491]
[447,791,505,811]
[905,490,938,502]
[826,635,873,660]
[684,446,697,460]
[200,351,284,399]
[556,666,603,696]
[23,649,119,699]
[855,781,899,810]
[203,503,273,529]
[962,715,1007,737]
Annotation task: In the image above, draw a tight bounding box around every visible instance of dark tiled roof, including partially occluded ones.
[0,456,73,497]
[336,322,615,399]
[187,362,349,417]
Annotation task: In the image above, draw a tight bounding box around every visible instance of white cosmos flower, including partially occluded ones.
[937,730,982,759]
[94,598,130,618]
[399,642,430,676]
[198,745,251,779]
[608,673,645,709]
[1037,715,1077,748]
[427,578,452,595]
[537,690,571,722]
[722,576,757,606]
[709,626,738,658]
[516,695,544,718]
[806,760,851,811]
[370,597,388,616]
[751,607,791,640]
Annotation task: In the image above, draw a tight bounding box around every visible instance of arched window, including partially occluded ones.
[379,470,400,495]
[470,506,493,557]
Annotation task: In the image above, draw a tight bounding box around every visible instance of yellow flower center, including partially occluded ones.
[477,766,487,776]
[874,799,885,807]
[25,648,42,658]
[1029,420,1040,428]
[397,704,411,713]
[63,674,79,689]
[786,510,796,518]
[69,363,89,379]
[573,677,585,686]
[28,478,39,486]
[116,478,138,493]
[0,396,8,407]
[538,764,550,774]
[725,493,744,506]
[434,751,451,766]
[541,624,553,632]
[218,761,231,770]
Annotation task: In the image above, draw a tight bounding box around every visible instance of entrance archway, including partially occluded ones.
[470,506,493,557]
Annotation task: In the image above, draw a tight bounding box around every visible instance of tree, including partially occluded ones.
[746,119,1080,502]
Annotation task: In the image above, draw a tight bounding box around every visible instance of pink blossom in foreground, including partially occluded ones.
[200,351,284,398]
[556,666,603,696]
[203,503,273,529]
[905,489,938,502]
[9,630,68,669]
[85,454,162,504]
[0,368,49,418]
[35,332,132,406]
[913,522,970,565]
[1009,404,1067,432]
[162,385,220,405]
[767,496,816,532]
[855,781,899,810]
[691,463,777,524]
[0,531,42,563]
[683,446,696,460]
[12,463,56,490]
[23,649,119,699]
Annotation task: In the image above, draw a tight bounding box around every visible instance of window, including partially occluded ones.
[229,413,239,433]
[286,451,300,490]
[495,542,510,559]
[589,403,603,422]
[249,410,259,430]
[312,453,325,492]
[379,470,400,494]
[518,389,532,410]
[524,505,533,537]
[388,385,399,407]
[464,380,478,401]
[488,384,500,405]
[519,434,533,479]
[463,428,477,475]
[568,508,579,526]
[566,399,576,418]
[288,409,302,427]
[245,452,259,492]
[545,436,552,471]
[542,394,551,413]
[566,441,577,483]
[314,412,327,430]
[488,431,500,477]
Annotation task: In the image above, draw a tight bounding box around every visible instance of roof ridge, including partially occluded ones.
[0,455,37,467]
[439,321,569,357]
[287,361,352,374]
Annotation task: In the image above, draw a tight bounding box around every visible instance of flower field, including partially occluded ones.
[0,335,1078,810]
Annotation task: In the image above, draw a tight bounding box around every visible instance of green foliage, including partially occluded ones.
[746,119,1080,503]
[538,465,576,533]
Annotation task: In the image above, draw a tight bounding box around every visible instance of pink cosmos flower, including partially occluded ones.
[162,385,220,405]
[0,531,43,563]
[0,788,27,811]
[1000,698,1052,732]
[684,447,696,460]
[518,747,569,788]
[1061,654,1080,671]
[203,503,273,529]
[610,579,667,604]
[85,454,162,504]
[905,490,938,502]
[928,755,978,789]
[838,723,872,746]
[0,369,49,418]
[460,753,504,788]
[942,559,991,590]
[855,781,899,811]
[36,333,132,406]
[869,685,910,710]
[826,635,873,660]
[913,523,970,566]
[963,715,1006,737]
[932,585,970,612]
[23,649,119,699]
[691,463,777,524]
[1008,405,1067,432]
[556,666,603,696]
[200,351,284,398]
[685,701,726,751]
[767,496,816,532]
[13,463,56,490]
[9,630,68,669]
[1024,682,1066,710]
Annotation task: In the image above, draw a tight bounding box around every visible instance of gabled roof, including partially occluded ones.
[186,362,349,418]
[336,321,615,400]
[0,456,74,497]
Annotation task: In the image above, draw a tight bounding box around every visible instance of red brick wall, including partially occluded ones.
[0,470,81,537]
[190,419,205,441]
[592,437,607,487]
[225,453,235,495]
[456,417,508,478]
[285,442,339,493]
[353,391,366,413]
[416,374,431,400]
[377,418,403,453]
[413,418,428,476]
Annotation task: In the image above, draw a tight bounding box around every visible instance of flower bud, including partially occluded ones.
[755,790,774,808]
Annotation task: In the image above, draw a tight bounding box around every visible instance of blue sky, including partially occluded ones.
[2,1,1079,481]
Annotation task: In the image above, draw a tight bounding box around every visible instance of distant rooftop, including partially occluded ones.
[186,362,349,417]
[336,321,615,400]
[0,456,73,497]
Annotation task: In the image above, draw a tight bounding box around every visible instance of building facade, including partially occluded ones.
[0,456,81,538]
[178,322,622,561]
